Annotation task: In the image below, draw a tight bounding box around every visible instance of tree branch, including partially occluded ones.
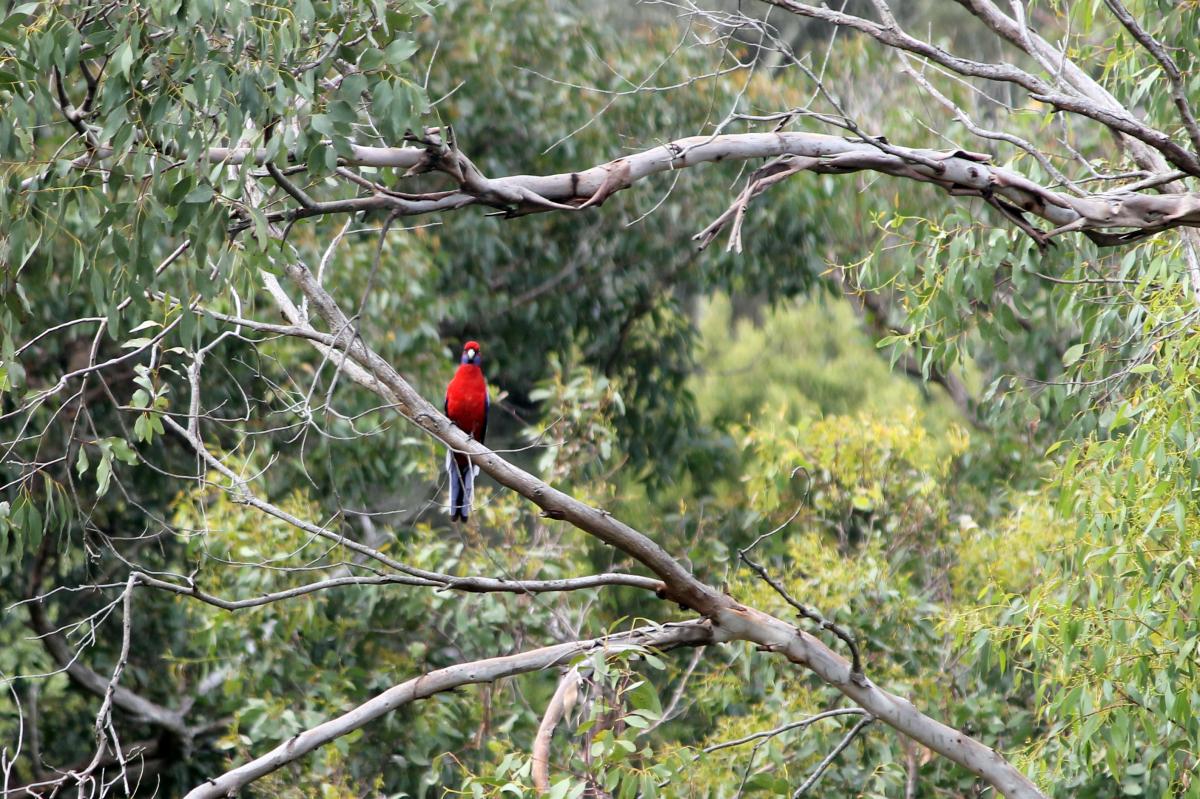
[792,714,875,797]
[183,622,714,799]
[160,414,664,597]
[28,127,1200,247]
[700,708,869,754]
[532,666,582,793]
[758,0,1200,175]
[269,261,1048,799]
[1100,0,1200,154]
[136,569,664,606]
[24,543,190,740]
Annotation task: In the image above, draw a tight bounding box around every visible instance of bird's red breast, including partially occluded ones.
[445,363,488,441]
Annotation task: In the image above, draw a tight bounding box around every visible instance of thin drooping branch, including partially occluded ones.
[24,543,190,740]
[645,644,705,734]
[693,155,816,252]
[792,714,875,797]
[160,414,664,597]
[135,570,660,609]
[827,269,980,427]
[247,261,1048,799]
[182,621,715,799]
[61,575,138,797]
[737,543,864,681]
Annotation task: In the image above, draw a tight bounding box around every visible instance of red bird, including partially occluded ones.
[444,340,489,521]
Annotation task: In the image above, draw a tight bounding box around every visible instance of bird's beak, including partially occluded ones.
[467,349,477,360]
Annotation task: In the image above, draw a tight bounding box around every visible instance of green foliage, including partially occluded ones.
[693,294,963,426]
[3,0,1200,797]
[956,322,1200,797]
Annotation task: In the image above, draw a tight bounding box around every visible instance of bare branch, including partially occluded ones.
[685,133,1200,249]
[61,574,139,796]
[701,708,869,754]
[950,0,1181,176]
[28,123,1200,246]
[757,0,1200,174]
[737,544,865,682]
[532,666,582,793]
[24,547,189,740]
[645,645,705,734]
[894,52,1081,195]
[792,714,874,797]
[160,413,663,596]
[183,621,714,799]
[136,569,664,606]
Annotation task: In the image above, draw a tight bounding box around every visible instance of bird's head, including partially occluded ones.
[461,340,482,365]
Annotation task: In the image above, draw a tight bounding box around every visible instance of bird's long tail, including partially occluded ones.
[446,450,480,521]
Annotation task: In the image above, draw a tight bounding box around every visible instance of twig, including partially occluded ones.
[791,714,875,797]
[737,547,865,682]
[702,708,869,754]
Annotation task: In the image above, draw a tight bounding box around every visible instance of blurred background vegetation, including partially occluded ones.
[3,0,1200,796]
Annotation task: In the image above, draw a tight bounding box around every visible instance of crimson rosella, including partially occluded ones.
[444,340,489,521]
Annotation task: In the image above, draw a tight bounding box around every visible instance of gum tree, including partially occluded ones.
[2,0,1198,796]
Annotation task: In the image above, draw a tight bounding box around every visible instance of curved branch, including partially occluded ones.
[183,621,714,799]
[319,131,1200,241]
[532,666,582,793]
[29,127,1200,245]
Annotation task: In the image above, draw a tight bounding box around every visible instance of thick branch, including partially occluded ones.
[30,129,1200,245]
[690,137,1200,249]
[273,263,1047,799]
[183,622,714,799]
[759,0,1200,175]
